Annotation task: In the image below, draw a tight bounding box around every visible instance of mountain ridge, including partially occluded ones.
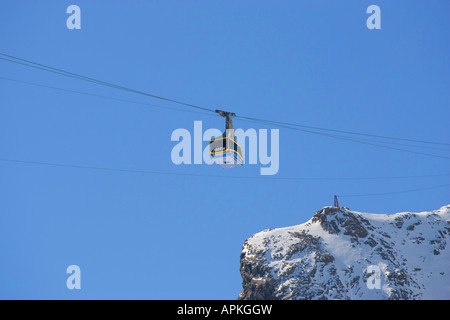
[238,205,450,300]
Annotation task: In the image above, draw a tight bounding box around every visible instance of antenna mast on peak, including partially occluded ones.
[334,195,339,208]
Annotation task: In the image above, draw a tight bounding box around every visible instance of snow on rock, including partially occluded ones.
[238,205,450,300]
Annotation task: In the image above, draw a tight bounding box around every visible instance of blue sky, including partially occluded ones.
[1,1,449,299]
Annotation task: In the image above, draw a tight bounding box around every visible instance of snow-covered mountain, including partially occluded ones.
[238,205,450,300]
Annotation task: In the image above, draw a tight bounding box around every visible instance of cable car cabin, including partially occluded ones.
[210,109,243,169]
[210,135,243,169]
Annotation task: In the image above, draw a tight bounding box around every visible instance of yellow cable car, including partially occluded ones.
[209,110,244,168]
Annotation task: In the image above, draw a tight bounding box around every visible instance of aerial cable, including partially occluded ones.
[3,74,449,156]
[337,183,450,197]
[1,157,449,181]
[4,73,449,160]
[320,135,450,152]
[0,76,218,117]
[1,73,448,160]
[1,52,449,151]
[252,120,450,152]
[237,115,450,147]
[240,117,450,160]
[4,71,448,157]
[5,76,448,158]
[0,53,216,114]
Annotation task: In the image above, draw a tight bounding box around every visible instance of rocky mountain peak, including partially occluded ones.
[311,206,370,240]
[238,205,450,300]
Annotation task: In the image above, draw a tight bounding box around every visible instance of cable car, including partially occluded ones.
[209,110,244,169]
